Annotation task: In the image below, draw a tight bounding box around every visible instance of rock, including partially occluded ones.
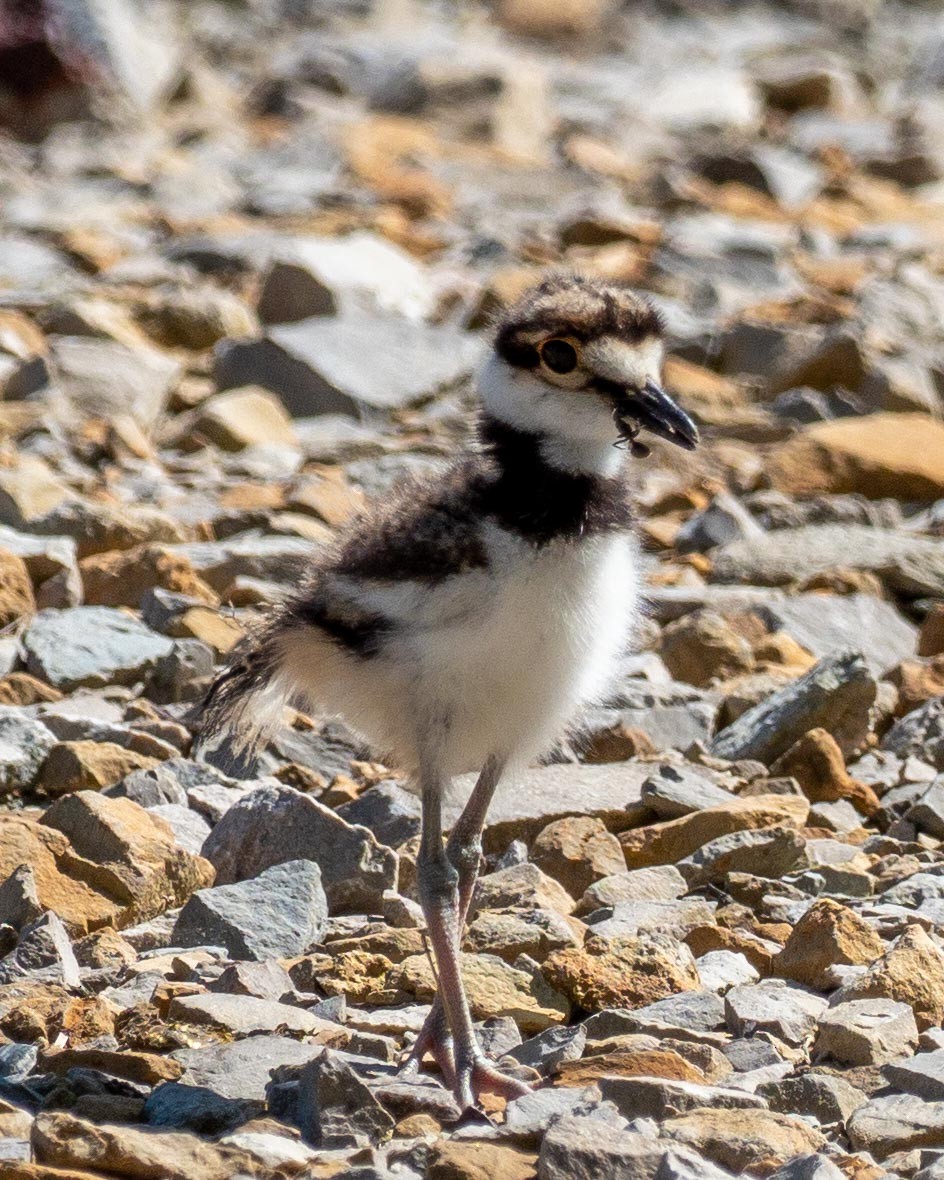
[771,414,944,500]
[142,1082,260,1136]
[756,594,917,676]
[774,899,884,990]
[465,907,584,961]
[0,710,57,796]
[883,699,944,771]
[172,859,327,961]
[1,910,80,987]
[598,1075,765,1122]
[847,1093,944,1160]
[697,950,760,993]
[470,862,577,918]
[771,729,880,817]
[537,1115,727,1180]
[0,457,72,529]
[211,960,295,1002]
[886,1050,944,1102]
[201,784,397,913]
[661,1108,826,1176]
[390,951,568,1033]
[37,741,160,796]
[47,336,181,431]
[833,925,944,1030]
[725,981,828,1045]
[40,789,214,928]
[659,611,755,687]
[22,607,174,691]
[215,312,481,416]
[919,605,944,657]
[640,764,735,819]
[446,762,655,852]
[543,933,700,1012]
[889,657,944,717]
[761,1072,867,1126]
[528,817,625,900]
[907,777,944,838]
[0,549,34,626]
[146,804,212,854]
[296,1049,394,1147]
[30,1110,263,1180]
[187,388,298,451]
[618,793,809,869]
[426,1140,538,1180]
[710,651,876,763]
[172,1036,334,1102]
[711,524,944,598]
[337,781,421,848]
[39,1046,182,1086]
[167,992,350,1041]
[578,865,688,914]
[79,545,216,610]
[505,1023,587,1075]
[675,491,765,555]
[814,998,919,1065]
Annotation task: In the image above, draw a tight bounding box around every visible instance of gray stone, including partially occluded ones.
[167,992,344,1039]
[814,999,919,1066]
[48,336,181,430]
[148,804,212,855]
[885,701,944,771]
[215,312,481,415]
[886,1051,944,1101]
[640,763,734,819]
[143,1082,260,1135]
[587,898,715,940]
[760,1072,867,1123]
[710,650,876,763]
[22,607,174,691]
[0,710,56,796]
[210,960,295,1003]
[201,785,397,913]
[505,1023,587,1075]
[630,991,727,1034]
[711,524,944,598]
[696,951,760,994]
[504,1085,597,1144]
[578,867,688,919]
[296,1049,394,1147]
[726,982,828,1046]
[0,1042,37,1082]
[675,491,765,554]
[172,1035,333,1101]
[755,594,918,675]
[847,1093,944,1159]
[679,826,806,887]
[906,779,944,838]
[0,910,79,987]
[174,534,317,594]
[173,859,327,961]
[767,1156,847,1180]
[337,781,421,847]
[597,1075,766,1121]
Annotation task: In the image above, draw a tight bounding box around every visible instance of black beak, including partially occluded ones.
[612,381,699,452]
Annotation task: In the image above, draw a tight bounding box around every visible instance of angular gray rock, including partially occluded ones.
[172,859,327,961]
[640,763,735,819]
[47,336,181,430]
[200,784,398,912]
[814,998,919,1066]
[172,1036,334,1101]
[885,1050,944,1101]
[0,710,56,796]
[296,1049,394,1148]
[847,1093,944,1159]
[22,607,174,691]
[710,650,876,763]
[884,699,944,771]
[726,981,828,1046]
[0,910,79,987]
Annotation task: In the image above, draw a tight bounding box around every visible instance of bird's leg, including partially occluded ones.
[405,757,532,1107]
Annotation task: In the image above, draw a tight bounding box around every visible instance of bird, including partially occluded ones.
[200,272,699,1110]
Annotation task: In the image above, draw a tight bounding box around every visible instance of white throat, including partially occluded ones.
[477,353,626,478]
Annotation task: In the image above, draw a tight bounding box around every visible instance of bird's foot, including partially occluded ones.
[453,1056,534,1111]
[398,1014,456,1089]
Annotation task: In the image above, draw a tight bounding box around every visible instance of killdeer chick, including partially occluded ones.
[201,273,698,1109]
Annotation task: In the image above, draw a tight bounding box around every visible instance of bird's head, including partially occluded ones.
[480,274,698,472]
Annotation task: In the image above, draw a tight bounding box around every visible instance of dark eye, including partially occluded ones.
[540,339,578,374]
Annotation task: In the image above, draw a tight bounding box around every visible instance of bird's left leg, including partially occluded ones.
[408,756,532,1107]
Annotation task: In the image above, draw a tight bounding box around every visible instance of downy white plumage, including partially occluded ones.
[201,273,698,1109]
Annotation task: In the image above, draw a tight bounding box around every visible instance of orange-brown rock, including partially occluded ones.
[543,933,700,1012]
[38,741,160,796]
[555,1048,706,1087]
[886,656,944,717]
[752,632,816,671]
[684,925,778,975]
[770,729,880,816]
[771,413,944,500]
[530,815,626,899]
[79,544,217,609]
[495,0,617,39]
[39,1046,183,1085]
[0,548,35,626]
[661,1108,825,1176]
[166,606,242,654]
[0,672,62,706]
[836,925,944,1030]
[287,472,367,529]
[659,611,755,687]
[774,899,884,990]
[72,928,137,970]
[581,723,656,762]
[426,1140,537,1180]
[618,794,809,869]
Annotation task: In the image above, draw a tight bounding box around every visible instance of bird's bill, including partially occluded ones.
[612,381,699,451]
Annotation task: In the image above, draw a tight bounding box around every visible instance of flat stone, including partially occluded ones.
[543,933,700,1012]
[597,1075,766,1121]
[142,1081,259,1135]
[579,865,688,914]
[710,650,876,763]
[173,859,328,961]
[0,709,56,796]
[216,311,482,415]
[697,950,760,994]
[814,998,919,1065]
[167,992,351,1041]
[660,1107,825,1175]
[760,1072,867,1124]
[48,335,181,430]
[171,1035,334,1101]
[884,699,944,771]
[201,784,397,912]
[295,1048,394,1148]
[847,1093,944,1160]
[773,898,884,990]
[538,1116,727,1180]
[640,763,735,819]
[886,1051,944,1101]
[336,781,421,848]
[22,607,174,691]
[471,862,576,917]
[833,924,944,1031]
[726,981,828,1046]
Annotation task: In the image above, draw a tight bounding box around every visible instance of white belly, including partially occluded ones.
[281,529,642,778]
